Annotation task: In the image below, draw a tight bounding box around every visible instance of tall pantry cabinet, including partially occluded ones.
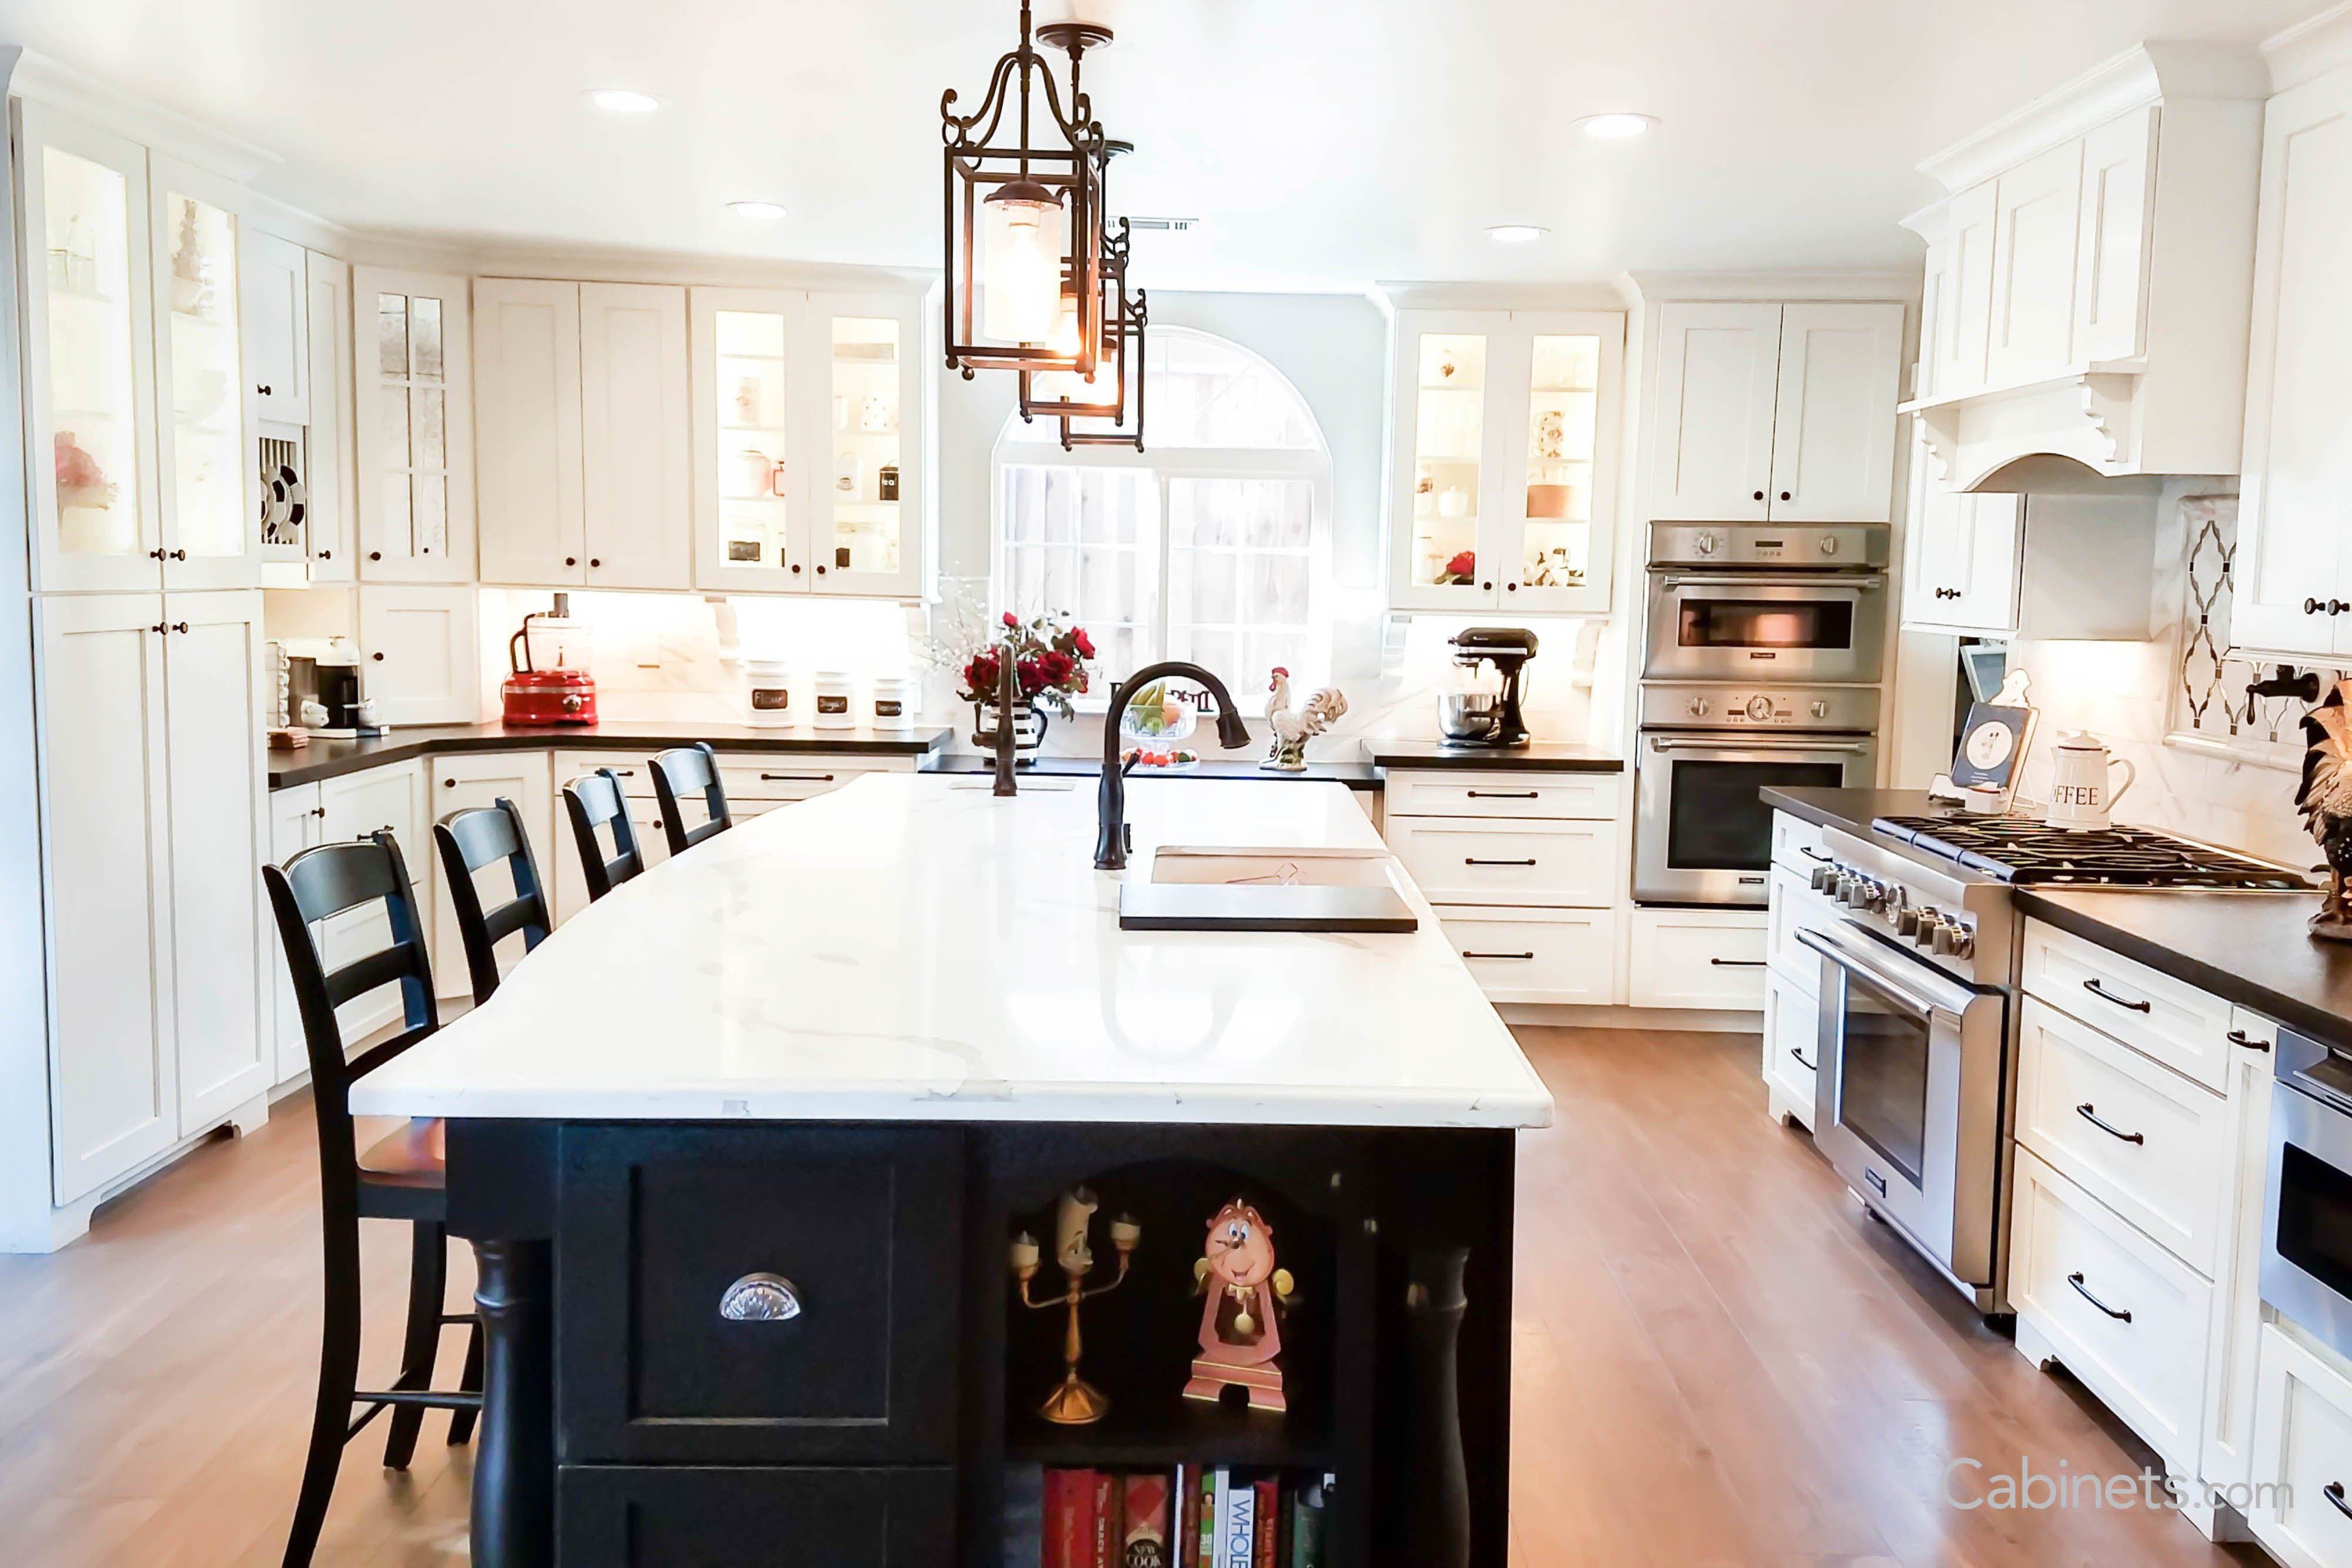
[7,87,274,1246]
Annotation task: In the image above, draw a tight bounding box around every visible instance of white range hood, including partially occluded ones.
[1897,43,2270,492]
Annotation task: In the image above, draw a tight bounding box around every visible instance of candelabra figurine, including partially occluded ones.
[1010,1187,1141,1425]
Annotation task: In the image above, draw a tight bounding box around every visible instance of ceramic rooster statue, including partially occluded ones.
[1263,667,1347,772]
[2297,678,2352,942]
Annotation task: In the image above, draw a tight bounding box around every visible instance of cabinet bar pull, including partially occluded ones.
[718,1272,803,1322]
[2227,1029,2270,1052]
[1709,958,1765,967]
[1464,857,1537,867]
[2066,1271,2132,1322]
[2074,1104,2145,1145]
[1789,1047,1816,1071]
[2327,1482,2352,1522]
[759,773,835,782]
[1799,847,1832,863]
[1465,790,1539,799]
[2082,978,2151,1013]
[1461,950,1535,961]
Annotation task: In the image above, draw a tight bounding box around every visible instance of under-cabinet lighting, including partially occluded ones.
[585,88,663,114]
[1487,225,1549,244]
[1578,112,1656,141]
[729,201,789,220]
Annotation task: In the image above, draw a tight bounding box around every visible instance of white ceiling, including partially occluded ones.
[0,0,2334,292]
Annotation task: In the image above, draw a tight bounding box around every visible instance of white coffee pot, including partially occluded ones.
[2045,730,2136,830]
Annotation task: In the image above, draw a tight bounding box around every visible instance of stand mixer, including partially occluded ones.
[1439,627,1539,747]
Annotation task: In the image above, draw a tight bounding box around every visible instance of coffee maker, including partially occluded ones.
[1441,627,1539,748]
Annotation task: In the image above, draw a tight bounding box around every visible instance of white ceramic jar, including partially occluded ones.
[812,670,856,729]
[870,674,919,731]
[743,660,793,728]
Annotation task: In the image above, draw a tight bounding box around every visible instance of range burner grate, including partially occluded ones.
[1868,814,2311,890]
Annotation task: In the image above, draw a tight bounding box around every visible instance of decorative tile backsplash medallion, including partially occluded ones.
[2173,494,2348,758]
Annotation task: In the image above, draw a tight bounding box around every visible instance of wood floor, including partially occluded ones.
[0,1028,2271,1567]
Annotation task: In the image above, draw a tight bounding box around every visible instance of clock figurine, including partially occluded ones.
[1184,1198,1295,1413]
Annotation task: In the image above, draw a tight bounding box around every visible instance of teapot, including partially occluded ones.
[2044,730,2135,831]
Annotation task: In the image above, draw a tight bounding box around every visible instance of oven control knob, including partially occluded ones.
[1745,694,1775,722]
[1819,536,1840,557]
[1686,696,1712,718]
[1809,700,1831,720]
[1948,924,1975,959]
[1930,922,1955,955]
[1694,531,1720,557]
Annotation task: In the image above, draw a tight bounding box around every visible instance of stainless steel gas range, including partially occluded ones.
[1798,812,2306,1314]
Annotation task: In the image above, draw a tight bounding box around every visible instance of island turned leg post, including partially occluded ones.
[471,1238,553,1568]
[1404,1246,1472,1568]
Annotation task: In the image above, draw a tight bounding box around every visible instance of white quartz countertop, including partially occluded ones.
[349,773,1554,1129]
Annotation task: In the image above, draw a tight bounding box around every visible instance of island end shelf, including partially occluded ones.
[444,1117,1516,1568]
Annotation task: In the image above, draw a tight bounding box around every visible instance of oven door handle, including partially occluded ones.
[1796,922,1980,1023]
[1655,573,1887,593]
[1648,737,1872,754]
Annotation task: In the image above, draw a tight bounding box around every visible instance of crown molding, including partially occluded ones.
[1917,42,2269,194]
[2265,1,2352,92]
[1627,269,1918,303]
[1369,278,1636,313]
[9,49,282,185]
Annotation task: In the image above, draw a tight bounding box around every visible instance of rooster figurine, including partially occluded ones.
[1262,667,1347,772]
[2297,678,2352,942]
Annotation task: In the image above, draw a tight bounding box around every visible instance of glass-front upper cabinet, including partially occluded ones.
[1387,308,1624,615]
[21,104,162,593]
[812,293,924,597]
[689,286,800,591]
[149,156,257,590]
[351,268,474,583]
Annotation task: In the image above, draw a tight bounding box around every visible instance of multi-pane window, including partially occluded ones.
[993,329,1330,697]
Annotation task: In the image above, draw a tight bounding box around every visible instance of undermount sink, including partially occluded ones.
[1118,846,1419,932]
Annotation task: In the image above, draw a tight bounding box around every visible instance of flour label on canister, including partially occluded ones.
[751,687,790,711]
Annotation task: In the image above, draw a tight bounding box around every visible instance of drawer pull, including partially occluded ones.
[2327,1482,2352,1522]
[1709,957,1765,967]
[1461,950,1535,961]
[1464,857,1538,867]
[2227,1029,2271,1053]
[2074,1104,2145,1145]
[1799,847,1832,863]
[1465,790,1539,800]
[2066,1271,2132,1323]
[1789,1047,1816,1071]
[2082,978,2151,1014]
[759,773,836,783]
[718,1272,804,1322]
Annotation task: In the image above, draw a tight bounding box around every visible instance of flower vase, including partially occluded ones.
[972,699,1049,763]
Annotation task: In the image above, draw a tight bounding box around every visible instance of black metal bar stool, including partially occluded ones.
[560,767,646,903]
[263,833,485,1568]
[432,798,553,1007]
[649,741,733,855]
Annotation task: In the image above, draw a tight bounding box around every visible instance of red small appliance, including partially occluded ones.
[502,594,599,726]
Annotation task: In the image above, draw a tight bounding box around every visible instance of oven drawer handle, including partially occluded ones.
[1464,857,1538,867]
[1648,737,1872,754]
[1656,572,1887,591]
[2327,1483,2352,1522]
[1461,950,1536,961]
[1794,924,1976,1021]
[2074,1104,2146,1145]
[2082,978,2152,1014]
[2066,1271,2132,1323]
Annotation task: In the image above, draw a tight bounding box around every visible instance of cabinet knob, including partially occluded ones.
[168,549,186,561]
[1779,490,1791,502]
[148,548,165,560]
[816,564,827,574]
[718,1272,803,1322]
[1479,580,1492,591]
[444,778,456,788]
[171,621,188,634]
[372,651,385,661]
[564,556,576,567]
[369,551,382,561]
[790,563,802,574]
[1505,581,1517,592]
[151,622,168,634]
[1752,490,1765,502]
[256,384,272,397]
[589,557,601,569]
[318,549,331,560]
[312,806,326,818]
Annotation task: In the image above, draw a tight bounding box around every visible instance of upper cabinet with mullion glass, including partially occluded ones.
[691,286,806,591]
[352,268,474,583]
[18,102,163,594]
[149,155,258,591]
[1388,308,1623,614]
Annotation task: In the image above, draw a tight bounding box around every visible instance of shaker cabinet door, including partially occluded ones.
[1646,302,1780,521]
[240,228,310,424]
[1933,182,1997,398]
[1986,139,2084,388]
[1766,302,1903,522]
[303,251,356,581]
[556,1467,955,1568]
[356,583,479,725]
[473,277,585,585]
[581,282,692,589]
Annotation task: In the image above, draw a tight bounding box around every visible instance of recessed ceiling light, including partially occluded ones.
[1487,225,1548,244]
[729,201,789,220]
[585,88,663,114]
[1578,112,1657,141]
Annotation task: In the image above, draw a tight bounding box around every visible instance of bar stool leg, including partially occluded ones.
[283,1225,363,1568]
[382,1220,447,1469]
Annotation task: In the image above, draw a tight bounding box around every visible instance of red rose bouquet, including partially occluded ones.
[957,611,1094,718]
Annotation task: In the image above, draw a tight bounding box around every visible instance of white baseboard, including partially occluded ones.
[1499,1003,1764,1034]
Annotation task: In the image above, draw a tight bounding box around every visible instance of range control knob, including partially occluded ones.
[1819,535,1841,557]
[1810,864,1838,894]
[1745,694,1775,722]
[1948,923,1976,959]
[1693,531,1720,557]
[1686,696,1712,718]
[1809,700,1831,721]
[1896,904,1925,937]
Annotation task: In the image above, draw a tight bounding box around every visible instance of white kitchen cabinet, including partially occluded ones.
[1923,181,1996,400]
[807,290,927,597]
[19,102,164,594]
[473,277,584,585]
[149,156,258,594]
[691,287,802,590]
[1628,908,1767,1011]
[1645,302,1782,522]
[315,761,433,1038]
[580,282,691,589]
[1646,300,1902,526]
[1760,964,1819,1128]
[1436,905,1616,1006]
[2230,62,2352,661]
[35,594,177,1201]
[356,583,479,724]
[1388,309,1623,613]
[1986,139,2084,388]
[2249,1322,2352,1568]
[2201,1010,2278,1494]
[266,783,324,1085]
[161,591,270,1132]
[1901,422,2022,634]
[426,751,554,998]
[239,228,308,424]
[352,267,474,583]
[303,250,355,582]
[2073,106,2159,366]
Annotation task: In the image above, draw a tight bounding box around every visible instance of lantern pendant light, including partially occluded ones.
[941,1,1117,379]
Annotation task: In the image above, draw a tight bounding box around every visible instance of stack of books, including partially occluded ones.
[1011,1466,1331,1568]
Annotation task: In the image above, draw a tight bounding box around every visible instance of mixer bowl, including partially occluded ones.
[1437,691,1504,742]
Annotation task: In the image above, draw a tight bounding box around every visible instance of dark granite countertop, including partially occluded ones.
[1364,740,1623,773]
[269,721,951,790]
[918,751,1385,791]
[1758,786,1952,834]
[2013,887,2352,1053]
